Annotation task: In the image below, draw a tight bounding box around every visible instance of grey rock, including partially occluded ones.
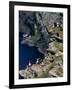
[19,11,63,54]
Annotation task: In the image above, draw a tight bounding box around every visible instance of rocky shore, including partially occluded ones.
[19,25,63,79]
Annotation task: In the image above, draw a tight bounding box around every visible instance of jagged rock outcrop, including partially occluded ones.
[19,24,63,78]
[19,11,63,54]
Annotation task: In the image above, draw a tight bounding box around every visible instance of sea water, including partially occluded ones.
[19,32,44,70]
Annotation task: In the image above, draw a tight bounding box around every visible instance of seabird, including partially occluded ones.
[36,59,39,64]
[28,61,31,66]
[57,22,60,27]
[52,23,57,28]
[23,34,28,38]
[45,54,48,59]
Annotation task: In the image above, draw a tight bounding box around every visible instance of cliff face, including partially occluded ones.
[19,11,63,33]
[19,26,63,78]
[19,11,63,54]
[19,11,63,78]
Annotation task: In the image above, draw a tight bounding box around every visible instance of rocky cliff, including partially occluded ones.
[19,11,63,55]
[19,21,63,78]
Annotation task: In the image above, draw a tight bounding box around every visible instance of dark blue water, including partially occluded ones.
[19,32,44,70]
